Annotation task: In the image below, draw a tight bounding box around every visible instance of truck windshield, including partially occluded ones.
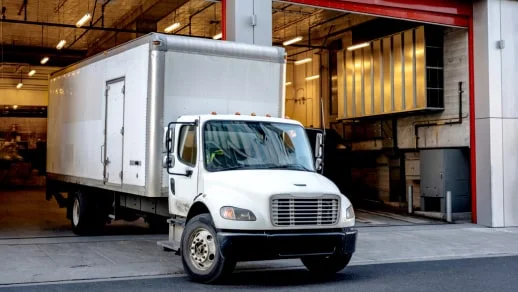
[203,120,315,172]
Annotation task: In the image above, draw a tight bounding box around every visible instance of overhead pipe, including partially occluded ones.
[414,81,466,149]
[0,18,210,38]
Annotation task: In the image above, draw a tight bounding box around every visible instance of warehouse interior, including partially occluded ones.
[0,0,471,237]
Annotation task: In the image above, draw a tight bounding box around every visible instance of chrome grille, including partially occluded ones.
[271,195,340,226]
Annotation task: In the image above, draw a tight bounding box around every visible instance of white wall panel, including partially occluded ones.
[47,44,149,188]
[502,119,518,226]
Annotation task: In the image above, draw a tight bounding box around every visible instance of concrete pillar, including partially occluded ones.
[225,0,272,46]
[473,0,518,227]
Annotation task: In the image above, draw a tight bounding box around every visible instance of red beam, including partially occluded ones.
[222,0,227,40]
[283,0,471,27]
[468,15,477,224]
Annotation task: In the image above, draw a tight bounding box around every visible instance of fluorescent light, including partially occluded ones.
[28,70,36,76]
[56,40,67,50]
[305,75,320,81]
[347,42,369,51]
[16,83,23,89]
[294,58,312,65]
[285,82,292,86]
[213,33,222,40]
[283,36,302,46]
[164,22,181,33]
[40,57,49,64]
[76,13,92,27]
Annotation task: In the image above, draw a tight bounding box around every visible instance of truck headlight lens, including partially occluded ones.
[220,206,256,221]
[346,205,355,219]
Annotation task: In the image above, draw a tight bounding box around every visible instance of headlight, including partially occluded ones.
[346,205,355,219]
[220,206,256,221]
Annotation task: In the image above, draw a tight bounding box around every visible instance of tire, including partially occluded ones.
[181,214,236,283]
[70,190,105,235]
[301,254,352,275]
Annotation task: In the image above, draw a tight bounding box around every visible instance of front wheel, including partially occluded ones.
[301,254,352,275]
[181,214,235,283]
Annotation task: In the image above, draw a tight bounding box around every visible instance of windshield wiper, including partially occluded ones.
[260,164,312,171]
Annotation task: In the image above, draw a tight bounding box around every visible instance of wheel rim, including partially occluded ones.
[188,228,216,271]
[72,198,80,227]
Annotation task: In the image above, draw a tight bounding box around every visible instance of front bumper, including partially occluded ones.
[216,228,357,261]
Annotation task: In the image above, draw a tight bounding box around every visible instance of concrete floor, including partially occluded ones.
[0,189,155,239]
[0,189,440,240]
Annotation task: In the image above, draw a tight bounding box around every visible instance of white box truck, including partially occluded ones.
[46,33,357,283]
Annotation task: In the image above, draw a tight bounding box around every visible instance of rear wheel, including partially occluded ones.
[70,190,105,235]
[301,254,352,275]
[181,214,235,283]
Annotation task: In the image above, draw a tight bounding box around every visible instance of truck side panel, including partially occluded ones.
[162,52,284,189]
[47,44,150,192]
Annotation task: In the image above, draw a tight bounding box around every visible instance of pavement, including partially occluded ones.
[2,189,518,286]
[2,223,518,286]
[2,255,518,291]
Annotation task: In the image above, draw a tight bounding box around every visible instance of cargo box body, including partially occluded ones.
[46,33,286,199]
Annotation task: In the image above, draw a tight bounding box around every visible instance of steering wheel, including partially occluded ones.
[205,141,230,167]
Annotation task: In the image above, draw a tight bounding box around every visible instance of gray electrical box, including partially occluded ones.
[420,149,470,213]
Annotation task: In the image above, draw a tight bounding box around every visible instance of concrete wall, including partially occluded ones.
[474,0,518,227]
[397,27,469,149]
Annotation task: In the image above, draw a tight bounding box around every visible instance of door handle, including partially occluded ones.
[101,145,105,164]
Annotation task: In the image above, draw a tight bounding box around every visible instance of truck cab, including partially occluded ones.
[162,113,357,283]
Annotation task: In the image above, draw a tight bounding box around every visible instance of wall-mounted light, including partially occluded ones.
[294,58,312,65]
[40,57,49,64]
[164,22,181,33]
[28,70,36,76]
[56,40,67,50]
[213,32,222,40]
[76,13,92,27]
[283,36,302,46]
[347,42,369,51]
[305,75,320,81]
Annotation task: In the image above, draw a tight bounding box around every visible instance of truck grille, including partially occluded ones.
[271,195,340,226]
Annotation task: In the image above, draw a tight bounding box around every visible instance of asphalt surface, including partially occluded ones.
[2,255,517,292]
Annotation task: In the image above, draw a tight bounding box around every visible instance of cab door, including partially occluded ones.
[166,117,199,217]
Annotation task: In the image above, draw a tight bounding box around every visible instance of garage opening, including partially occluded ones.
[277,2,472,226]
[0,0,472,238]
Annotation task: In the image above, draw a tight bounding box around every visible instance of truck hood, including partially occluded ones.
[203,169,340,197]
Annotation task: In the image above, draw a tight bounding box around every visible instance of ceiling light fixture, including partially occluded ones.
[294,58,312,65]
[305,75,320,81]
[40,57,49,64]
[76,13,92,28]
[347,42,369,51]
[283,36,303,46]
[56,40,67,50]
[285,82,292,86]
[164,22,181,33]
[16,82,23,89]
[213,33,222,40]
[28,70,36,76]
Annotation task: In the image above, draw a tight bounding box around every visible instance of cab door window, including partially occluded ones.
[178,125,197,166]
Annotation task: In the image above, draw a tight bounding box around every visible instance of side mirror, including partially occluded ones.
[315,132,323,158]
[315,157,323,173]
[164,127,174,153]
[163,154,175,169]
